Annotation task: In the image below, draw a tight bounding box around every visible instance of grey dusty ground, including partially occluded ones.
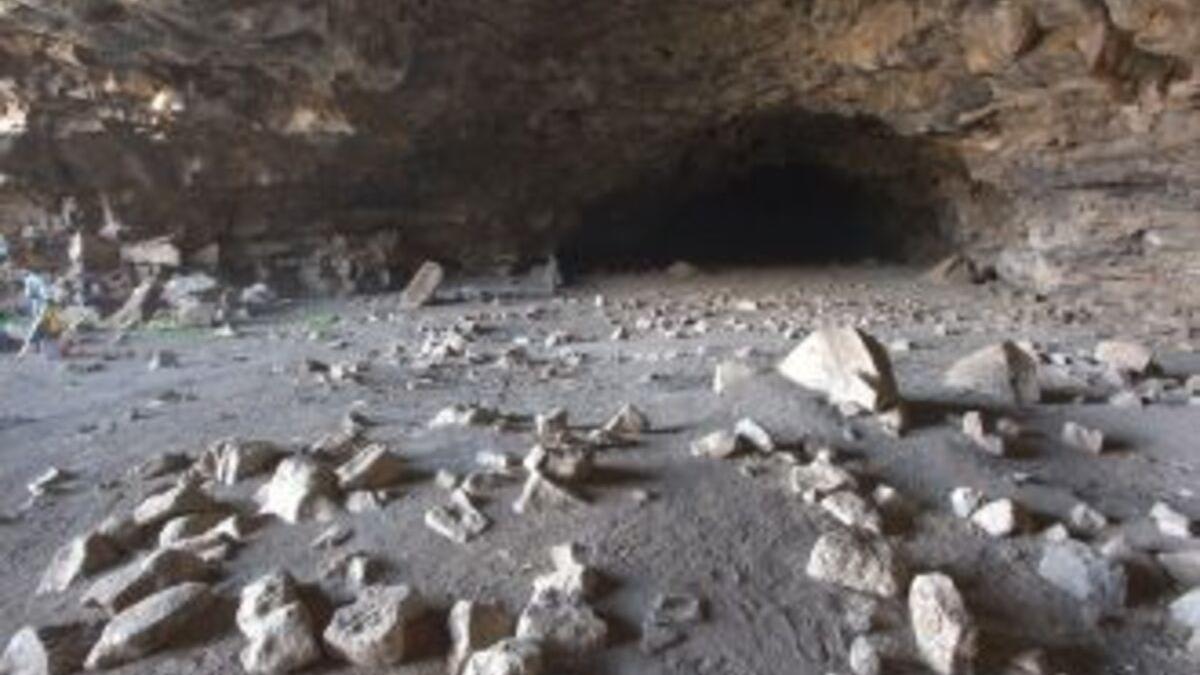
[1,266,1199,674]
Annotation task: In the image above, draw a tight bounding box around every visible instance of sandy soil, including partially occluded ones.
[1,265,1197,674]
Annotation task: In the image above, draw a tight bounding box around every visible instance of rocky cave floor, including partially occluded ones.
[1,264,1199,675]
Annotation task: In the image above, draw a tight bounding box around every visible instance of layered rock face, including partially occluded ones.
[1,0,1198,298]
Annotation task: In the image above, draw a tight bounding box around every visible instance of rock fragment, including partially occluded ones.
[1068,502,1109,536]
[909,573,977,675]
[336,444,405,491]
[792,458,858,503]
[1061,421,1105,454]
[323,584,425,666]
[949,487,985,519]
[713,361,757,394]
[531,543,600,602]
[512,471,585,515]
[0,623,101,675]
[522,444,593,483]
[962,411,1007,456]
[400,260,445,309]
[1095,340,1155,375]
[448,601,514,675]
[806,530,906,598]
[37,532,122,595]
[820,491,884,534]
[690,430,746,460]
[733,418,776,453]
[462,638,543,675]
[778,327,900,413]
[515,592,607,657]
[132,478,221,528]
[257,457,341,524]
[196,439,285,485]
[425,492,490,544]
[602,403,650,436]
[83,549,213,615]
[1170,588,1200,630]
[971,499,1021,538]
[84,582,215,670]
[1157,549,1200,587]
[1037,539,1127,620]
[236,571,321,674]
[1150,502,1194,538]
[943,341,1040,405]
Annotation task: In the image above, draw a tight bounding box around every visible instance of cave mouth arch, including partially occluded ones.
[557,111,985,275]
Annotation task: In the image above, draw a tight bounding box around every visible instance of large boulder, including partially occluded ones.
[943,341,1040,406]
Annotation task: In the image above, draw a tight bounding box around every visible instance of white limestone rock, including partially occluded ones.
[448,601,514,675]
[522,444,593,483]
[820,491,884,534]
[792,459,858,503]
[1037,539,1127,620]
[83,548,213,616]
[943,341,1040,406]
[336,444,405,491]
[257,457,341,524]
[971,499,1021,538]
[690,430,746,460]
[196,438,285,485]
[1157,549,1200,587]
[0,623,101,675]
[733,418,776,453]
[1062,422,1105,454]
[949,487,985,519]
[602,403,650,436]
[37,532,122,595]
[237,571,321,674]
[400,260,445,309]
[1150,502,1195,538]
[132,478,222,528]
[1169,587,1200,630]
[531,543,601,602]
[462,638,543,675]
[84,582,215,670]
[515,591,607,657]
[1095,340,1155,375]
[909,573,977,675]
[806,530,906,598]
[512,471,585,515]
[713,361,758,395]
[778,327,900,413]
[323,584,425,666]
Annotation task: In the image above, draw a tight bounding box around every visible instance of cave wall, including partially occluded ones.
[0,0,1198,297]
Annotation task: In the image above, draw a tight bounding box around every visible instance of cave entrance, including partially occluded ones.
[557,112,977,275]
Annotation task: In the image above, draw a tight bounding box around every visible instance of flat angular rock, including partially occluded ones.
[971,499,1021,538]
[0,623,102,675]
[1062,422,1105,454]
[806,530,906,598]
[1170,588,1200,630]
[820,491,883,534]
[1037,539,1127,620]
[323,584,425,666]
[400,261,445,309]
[158,513,227,547]
[37,532,122,595]
[512,471,585,515]
[733,418,776,453]
[257,457,341,524]
[237,571,321,674]
[83,548,213,616]
[516,591,607,657]
[778,327,899,413]
[943,341,1040,406]
[462,638,543,675]
[962,411,1007,456]
[909,573,977,675]
[531,543,600,602]
[1095,340,1154,375]
[522,444,593,483]
[448,601,514,675]
[197,439,285,485]
[133,479,221,528]
[84,582,215,670]
[336,444,405,491]
[713,361,758,394]
[602,403,650,436]
[1150,502,1194,538]
[1157,549,1200,587]
[425,499,490,544]
[792,458,858,503]
[950,487,985,519]
[690,430,745,460]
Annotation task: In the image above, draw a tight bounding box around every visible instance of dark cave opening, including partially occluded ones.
[560,162,917,272]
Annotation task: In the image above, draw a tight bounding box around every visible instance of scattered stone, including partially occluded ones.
[1158,549,1200,587]
[197,439,285,485]
[425,494,490,544]
[531,543,600,602]
[943,341,1040,405]
[430,404,499,429]
[346,491,388,513]
[820,491,884,534]
[1151,502,1195,538]
[1068,502,1109,537]
[323,584,425,666]
[237,571,321,674]
[734,418,776,453]
[950,487,985,519]
[37,532,122,595]
[400,261,445,309]
[690,430,746,460]
[962,411,1007,456]
[515,591,607,657]
[1095,340,1155,375]
[336,444,405,491]
[909,573,977,675]
[1038,539,1127,619]
[971,499,1021,538]
[84,582,215,670]
[1169,588,1200,630]
[713,361,757,394]
[83,548,213,616]
[1062,421,1105,454]
[848,634,882,675]
[462,638,543,675]
[132,478,221,528]
[792,458,858,503]
[448,601,514,675]
[806,529,906,598]
[602,403,650,436]
[778,326,900,413]
[158,513,227,548]
[257,457,341,524]
[522,444,593,482]
[0,622,101,675]
[131,453,192,481]
[512,471,585,515]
